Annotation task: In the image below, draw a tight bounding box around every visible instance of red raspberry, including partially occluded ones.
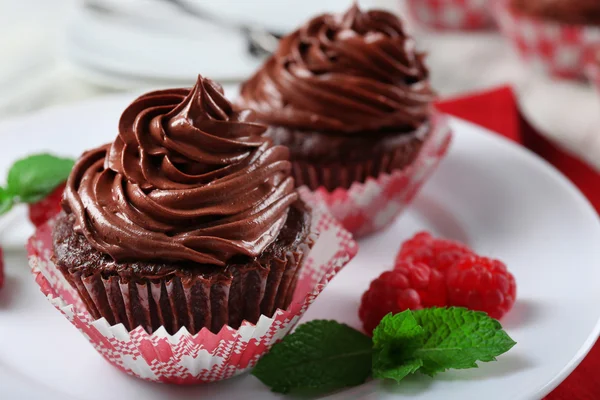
[396,231,473,273]
[28,184,65,228]
[446,256,516,319]
[395,261,447,308]
[359,262,447,334]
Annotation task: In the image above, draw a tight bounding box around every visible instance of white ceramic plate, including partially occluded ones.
[0,94,599,400]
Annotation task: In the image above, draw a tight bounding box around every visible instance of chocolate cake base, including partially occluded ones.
[511,0,600,26]
[52,201,314,335]
[264,123,430,191]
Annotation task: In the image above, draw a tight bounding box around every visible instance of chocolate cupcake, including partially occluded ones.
[53,75,314,335]
[238,4,436,192]
[510,0,600,26]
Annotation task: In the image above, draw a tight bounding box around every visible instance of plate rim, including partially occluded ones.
[450,118,600,398]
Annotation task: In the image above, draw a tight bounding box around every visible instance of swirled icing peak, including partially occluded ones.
[63,75,298,266]
[239,4,435,134]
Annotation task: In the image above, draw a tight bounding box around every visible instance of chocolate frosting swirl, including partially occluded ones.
[239,4,435,134]
[64,76,298,266]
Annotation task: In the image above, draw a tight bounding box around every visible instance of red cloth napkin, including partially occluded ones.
[437,86,600,399]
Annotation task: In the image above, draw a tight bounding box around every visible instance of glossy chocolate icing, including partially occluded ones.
[63,76,298,266]
[239,4,435,134]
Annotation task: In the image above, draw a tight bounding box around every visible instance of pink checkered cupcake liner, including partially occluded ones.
[27,188,358,384]
[495,0,600,80]
[314,112,452,238]
[405,0,496,31]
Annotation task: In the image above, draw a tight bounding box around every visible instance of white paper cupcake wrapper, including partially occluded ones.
[27,188,358,384]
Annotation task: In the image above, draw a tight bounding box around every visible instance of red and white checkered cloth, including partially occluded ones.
[405,0,495,31]
[27,189,358,385]
[495,0,600,80]
[317,113,452,238]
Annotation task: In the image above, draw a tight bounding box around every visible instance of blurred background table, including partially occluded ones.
[0,0,598,163]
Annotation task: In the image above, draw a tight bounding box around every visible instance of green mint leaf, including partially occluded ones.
[252,320,372,394]
[0,187,14,215]
[6,153,74,204]
[412,307,517,376]
[373,358,422,382]
[373,311,425,348]
[372,311,426,383]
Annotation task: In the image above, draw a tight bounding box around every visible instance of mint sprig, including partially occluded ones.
[252,308,516,394]
[373,308,516,380]
[0,153,74,214]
